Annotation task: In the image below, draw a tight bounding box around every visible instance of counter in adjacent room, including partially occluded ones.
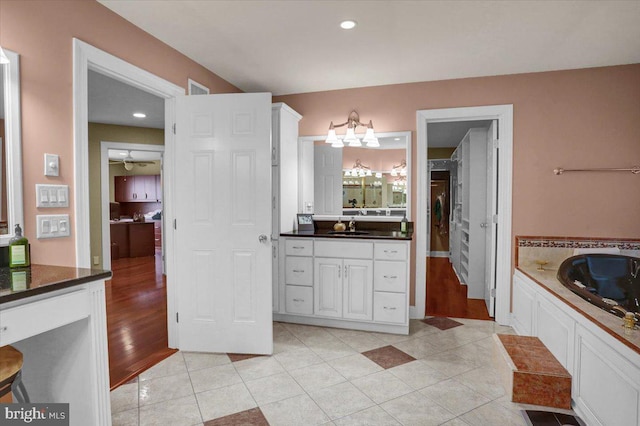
[0,264,112,425]
[280,220,414,241]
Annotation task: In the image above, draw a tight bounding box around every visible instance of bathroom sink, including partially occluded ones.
[327,230,370,235]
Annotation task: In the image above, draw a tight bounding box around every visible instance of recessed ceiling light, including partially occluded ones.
[394,138,401,141]
[133,112,146,118]
[340,20,357,30]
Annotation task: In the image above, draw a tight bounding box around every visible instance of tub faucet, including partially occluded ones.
[349,218,356,232]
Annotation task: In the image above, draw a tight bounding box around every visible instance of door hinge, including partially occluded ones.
[172,123,176,134]
[492,214,499,224]
[272,196,276,210]
[490,288,496,298]
[176,312,179,323]
[492,138,499,150]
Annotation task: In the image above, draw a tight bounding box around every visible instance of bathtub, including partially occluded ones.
[557,253,640,319]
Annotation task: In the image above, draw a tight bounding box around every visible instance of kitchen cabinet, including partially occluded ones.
[110,222,155,259]
[277,237,409,334]
[114,175,161,202]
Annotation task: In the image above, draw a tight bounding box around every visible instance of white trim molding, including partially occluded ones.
[73,39,184,347]
[415,105,513,325]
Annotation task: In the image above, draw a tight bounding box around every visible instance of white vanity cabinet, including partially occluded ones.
[512,269,640,426]
[276,236,410,334]
[271,103,302,312]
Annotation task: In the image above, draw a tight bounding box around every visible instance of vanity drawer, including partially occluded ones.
[374,243,407,261]
[0,290,90,346]
[285,285,313,315]
[373,292,406,324]
[374,261,407,293]
[285,257,313,286]
[315,240,373,259]
[285,239,313,256]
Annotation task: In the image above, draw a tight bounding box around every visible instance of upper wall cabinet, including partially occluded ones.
[114,175,161,203]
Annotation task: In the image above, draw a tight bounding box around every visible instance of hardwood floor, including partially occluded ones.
[426,257,492,320]
[106,249,176,389]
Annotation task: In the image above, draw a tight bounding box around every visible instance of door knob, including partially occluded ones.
[480,223,488,228]
[258,234,268,243]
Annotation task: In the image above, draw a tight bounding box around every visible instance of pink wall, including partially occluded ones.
[1,0,240,266]
[276,65,640,305]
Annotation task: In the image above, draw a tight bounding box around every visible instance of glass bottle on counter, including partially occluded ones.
[401,214,408,233]
[9,224,30,268]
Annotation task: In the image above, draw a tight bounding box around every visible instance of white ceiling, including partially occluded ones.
[428,120,492,148]
[108,149,162,162]
[98,0,640,96]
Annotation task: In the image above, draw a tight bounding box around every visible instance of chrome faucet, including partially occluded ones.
[349,217,356,232]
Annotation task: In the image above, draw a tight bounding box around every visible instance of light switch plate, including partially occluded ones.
[44,153,59,177]
[36,214,70,239]
[36,184,69,208]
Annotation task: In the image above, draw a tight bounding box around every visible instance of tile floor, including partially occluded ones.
[110,318,566,426]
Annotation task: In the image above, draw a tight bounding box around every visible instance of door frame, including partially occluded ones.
[73,39,184,347]
[99,141,165,271]
[415,105,513,325]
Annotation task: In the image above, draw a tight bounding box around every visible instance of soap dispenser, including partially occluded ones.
[9,224,30,268]
[400,214,408,233]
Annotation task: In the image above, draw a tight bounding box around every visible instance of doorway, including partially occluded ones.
[415,105,513,325]
[429,169,450,257]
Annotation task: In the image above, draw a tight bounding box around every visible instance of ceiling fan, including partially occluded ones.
[109,150,155,171]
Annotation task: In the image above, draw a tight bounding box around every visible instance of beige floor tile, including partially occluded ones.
[111,407,139,426]
[392,336,442,359]
[327,328,388,352]
[196,382,257,422]
[275,347,323,371]
[139,394,202,426]
[380,391,455,426]
[245,372,304,405]
[111,382,138,414]
[419,378,491,416]
[273,329,306,354]
[459,399,527,426]
[351,371,413,404]
[370,331,413,344]
[421,352,478,378]
[233,356,285,381]
[260,394,330,426]
[333,406,401,426]
[309,381,376,420]
[440,418,472,426]
[387,358,448,390]
[188,363,242,393]
[182,352,230,372]
[139,352,187,381]
[453,366,506,400]
[308,338,358,361]
[289,362,346,392]
[139,372,194,407]
[328,353,383,380]
[408,320,440,338]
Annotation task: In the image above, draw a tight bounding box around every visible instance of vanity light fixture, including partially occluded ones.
[390,159,407,177]
[325,110,378,148]
[133,112,146,118]
[0,47,9,64]
[347,159,372,177]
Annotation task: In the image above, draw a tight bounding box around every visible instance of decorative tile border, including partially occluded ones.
[516,236,640,251]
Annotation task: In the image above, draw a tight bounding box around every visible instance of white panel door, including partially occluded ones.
[484,120,498,317]
[314,145,343,215]
[175,93,273,354]
[343,259,373,321]
[314,258,343,318]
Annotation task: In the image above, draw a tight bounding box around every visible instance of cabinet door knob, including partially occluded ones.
[293,269,305,273]
[383,275,398,279]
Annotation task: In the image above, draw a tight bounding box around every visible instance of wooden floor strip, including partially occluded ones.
[106,249,170,389]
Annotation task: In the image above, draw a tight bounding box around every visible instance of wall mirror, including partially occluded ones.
[299,131,411,219]
[0,47,24,245]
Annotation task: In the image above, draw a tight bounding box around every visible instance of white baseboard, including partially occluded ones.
[409,305,424,320]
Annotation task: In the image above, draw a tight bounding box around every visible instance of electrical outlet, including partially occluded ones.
[93,256,100,265]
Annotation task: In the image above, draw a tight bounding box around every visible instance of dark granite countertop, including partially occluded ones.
[281,230,413,240]
[0,264,112,304]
